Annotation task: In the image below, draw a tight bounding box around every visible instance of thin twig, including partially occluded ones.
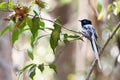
[40,17,86,37]
[27,15,86,37]
[85,22,120,80]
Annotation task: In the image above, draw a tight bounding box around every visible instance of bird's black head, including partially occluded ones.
[79,19,92,26]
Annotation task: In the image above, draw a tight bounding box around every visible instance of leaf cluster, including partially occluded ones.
[0,1,83,80]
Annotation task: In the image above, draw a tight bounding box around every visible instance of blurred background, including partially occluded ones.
[0,0,120,80]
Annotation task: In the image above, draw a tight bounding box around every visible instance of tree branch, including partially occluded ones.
[85,22,120,80]
[40,17,87,38]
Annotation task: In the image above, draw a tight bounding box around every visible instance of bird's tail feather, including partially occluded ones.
[90,39,102,70]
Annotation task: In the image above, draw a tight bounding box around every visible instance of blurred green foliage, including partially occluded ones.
[107,0,120,18]
[97,0,102,12]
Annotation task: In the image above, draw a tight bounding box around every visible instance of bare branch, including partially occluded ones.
[85,22,120,80]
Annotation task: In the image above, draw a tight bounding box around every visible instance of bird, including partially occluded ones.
[79,19,102,70]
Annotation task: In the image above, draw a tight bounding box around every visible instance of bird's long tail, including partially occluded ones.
[90,39,102,70]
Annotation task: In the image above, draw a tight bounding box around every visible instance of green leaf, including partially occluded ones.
[11,19,27,46]
[38,1,46,8]
[31,32,38,47]
[39,20,45,30]
[63,34,83,44]
[0,26,10,37]
[0,1,15,10]
[27,48,34,60]
[107,4,113,12]
[8,2,15,9]
[12,30,20,46]
[112,1,120,15]
[38,64,44,72]
[19,64,34,75]
[31,17,40,35]
[97,3,102,12]
[0,20,15,37]
[18,19,27,32]
[50,17,61,53]
[63,34,69,43]
[26,17,32,27]
[67,35,83,40]
[28,17,40,47]
[64,33,68,38]
[27,64,36,80]
[0,2,8,9]
[33,10,39,16]
[49,64,57,73]
[68,35,80,38]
